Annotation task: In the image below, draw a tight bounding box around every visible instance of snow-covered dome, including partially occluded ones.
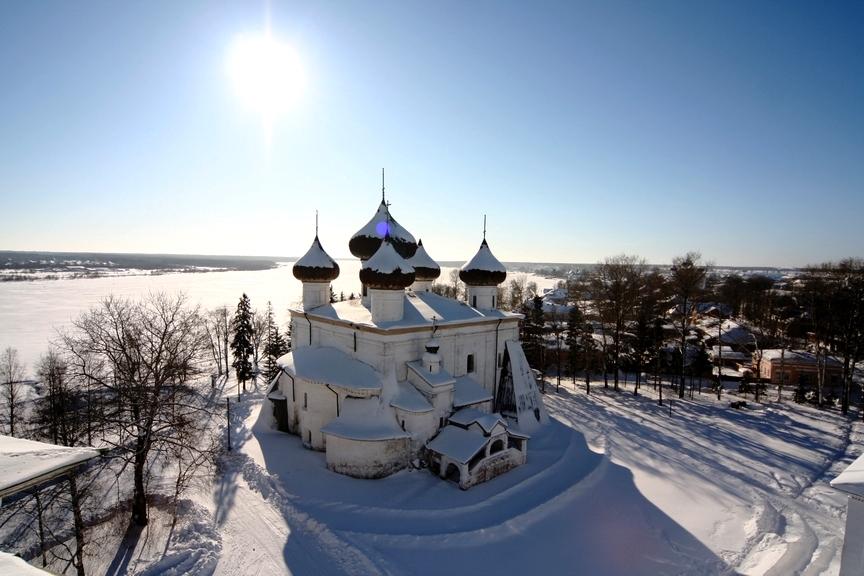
[349,201,417,261]
[459,238,507,286]
[406,239,440,282]
[359,238,415,290]
[425,336,440,354]
[293,236,340,282]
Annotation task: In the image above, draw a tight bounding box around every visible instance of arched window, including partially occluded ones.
[490,439,505,454]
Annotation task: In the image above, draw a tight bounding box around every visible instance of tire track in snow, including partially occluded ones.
[237,456,387,576]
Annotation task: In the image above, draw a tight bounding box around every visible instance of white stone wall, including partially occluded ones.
[300,314,519,397]
[295,378,339,451]
[370,288,406,322]
[841,495,864,575]
[323,434,411,479]
[302,282,330,311]
[466,285,499,310]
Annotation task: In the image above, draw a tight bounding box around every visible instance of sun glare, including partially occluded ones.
[228,34,305,143]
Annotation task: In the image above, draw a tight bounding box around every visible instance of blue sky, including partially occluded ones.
[1,1,862,266]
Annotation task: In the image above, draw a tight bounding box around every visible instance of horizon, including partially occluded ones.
[1,1,862,267]
[1,248,809,271]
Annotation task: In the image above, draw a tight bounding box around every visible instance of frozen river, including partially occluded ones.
[0,260,368,371]
[0,262,555,374]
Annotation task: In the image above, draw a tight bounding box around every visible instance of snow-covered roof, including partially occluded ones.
[349,201,417,260]
[831,452,864,497]
[306,290,518,329]
[0,550,53,575]
[453,376,493,408]
[761,349,843,366]
[406,239,440,281]
[390,381,433,413]
[278,347,382,393]
[320,398,410,441]
[406,361,456,388]
[710,346,750,361]
[459,239,507,286]
[292,236,340,282]
[360,240,415,290]
[425,425,489,464]
[449,408,507,435]
[0,435,104,499]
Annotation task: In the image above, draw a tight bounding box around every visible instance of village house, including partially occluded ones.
[754,349,843,385]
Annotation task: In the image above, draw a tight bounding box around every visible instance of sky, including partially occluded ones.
[1,1,862,267]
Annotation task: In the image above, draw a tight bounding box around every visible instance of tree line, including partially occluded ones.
[506,254,864,416]
[0,291,292,574]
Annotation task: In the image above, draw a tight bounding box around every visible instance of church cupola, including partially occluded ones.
[348,171,417,262]
[422,336,442,374]
[407,239,440,292]
[350,171,417,306]
[293,219,340,310]
[459,223,506,310]
[360,237,415,323]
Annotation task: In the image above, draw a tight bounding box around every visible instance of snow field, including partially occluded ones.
[545,379,861,575]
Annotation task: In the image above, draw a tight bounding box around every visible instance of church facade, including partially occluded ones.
[266,194,548,489]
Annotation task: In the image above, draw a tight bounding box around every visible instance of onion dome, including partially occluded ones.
[349,201,417,260]
[425,336,440,354]
[359,237,415,290]
[459,238,507,286]
[406,239,440,282]
[292,236,340,282]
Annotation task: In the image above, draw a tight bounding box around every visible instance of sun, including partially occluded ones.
[228,33,305,143]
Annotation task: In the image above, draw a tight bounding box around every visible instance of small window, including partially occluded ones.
[498,352,503,367]
[467,354,475,373]
[472,295,477,307]
[304,393,308,409]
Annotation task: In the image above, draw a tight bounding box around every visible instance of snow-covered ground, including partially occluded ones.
[2,271,857,575]
[2,374,858,575]
[178,379,855,576]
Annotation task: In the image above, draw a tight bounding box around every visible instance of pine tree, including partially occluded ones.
[262,301,289,383]
[521,295,546,370]
[565,304,597,394]
[231,293,255,392]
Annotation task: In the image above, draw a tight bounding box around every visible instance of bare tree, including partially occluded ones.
[203,306,231,376]
[668,252,709,398]
[250,308,268,372]
[58,292,209,527]
[589,255,646,392]
[1,346,26,436]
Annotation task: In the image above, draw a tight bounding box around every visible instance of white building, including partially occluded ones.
[832,453,864,575]
[266,197,548,488]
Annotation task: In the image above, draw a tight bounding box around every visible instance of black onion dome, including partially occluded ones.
[459,238,507,286]
[359,238,415,290]
[425,336,440,354]
[349,201,417,260]
[406,239,440,282]
[292,236,340,282]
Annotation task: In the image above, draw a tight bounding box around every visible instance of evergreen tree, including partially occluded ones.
[521,295,546,370]
[262,301,289,383]
[231,293,255,392]
[565,304,585,385]
[565,304,597,393]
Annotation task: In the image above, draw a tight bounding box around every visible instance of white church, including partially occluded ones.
[266,192,548,489]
